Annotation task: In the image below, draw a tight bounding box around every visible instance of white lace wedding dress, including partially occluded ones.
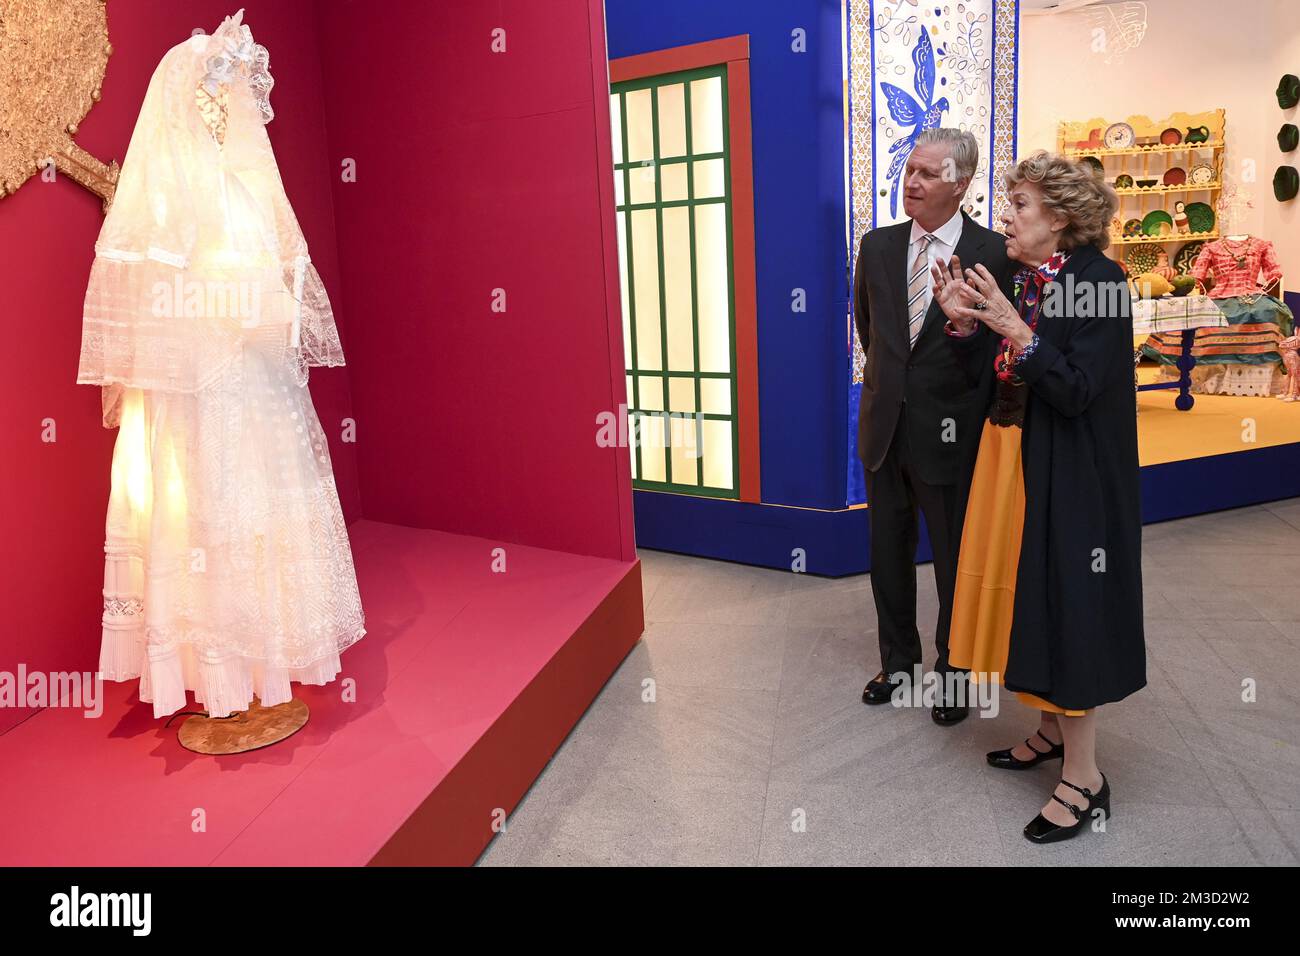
[78,11,365,718]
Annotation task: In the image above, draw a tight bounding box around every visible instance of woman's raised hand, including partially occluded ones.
[931,254,980,334]
[963,264,1031,347]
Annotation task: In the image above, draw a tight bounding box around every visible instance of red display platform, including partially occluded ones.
[0,519,643,866]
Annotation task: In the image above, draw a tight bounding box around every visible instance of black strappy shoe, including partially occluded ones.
[986,729,1063,770]
[1023,773,1111,844]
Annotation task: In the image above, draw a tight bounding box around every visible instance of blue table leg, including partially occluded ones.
[1175,328,1196,411]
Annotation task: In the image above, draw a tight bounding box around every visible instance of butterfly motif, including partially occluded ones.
[879,29,950,219]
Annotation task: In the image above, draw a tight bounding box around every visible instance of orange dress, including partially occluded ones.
[948,384,1085,717]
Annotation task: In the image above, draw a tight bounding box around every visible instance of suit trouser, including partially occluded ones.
[863,403,962,679]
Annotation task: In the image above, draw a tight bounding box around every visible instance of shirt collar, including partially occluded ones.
[1036,250,1070,280]
[1015,250,1071,294]
[910,207,964,248]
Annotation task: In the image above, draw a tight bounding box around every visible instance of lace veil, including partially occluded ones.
[78,9,343,425]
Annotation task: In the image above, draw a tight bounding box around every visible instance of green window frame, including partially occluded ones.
[611,65,740,499]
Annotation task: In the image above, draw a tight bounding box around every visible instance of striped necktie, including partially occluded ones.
[907,233,937,349]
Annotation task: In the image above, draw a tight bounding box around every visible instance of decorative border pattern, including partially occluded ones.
[990,0,1019,231]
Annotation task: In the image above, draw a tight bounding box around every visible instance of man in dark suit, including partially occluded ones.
[853,129,1013,724]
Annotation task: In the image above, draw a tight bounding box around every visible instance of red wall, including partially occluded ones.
[316,0,635,561]
[0,0,355,734]
[1,0,633,735]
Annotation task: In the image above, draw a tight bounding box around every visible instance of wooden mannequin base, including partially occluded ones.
[177,697,309,755]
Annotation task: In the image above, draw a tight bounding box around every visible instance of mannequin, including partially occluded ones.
[1140,186,1293,393]
[78,11,366,723]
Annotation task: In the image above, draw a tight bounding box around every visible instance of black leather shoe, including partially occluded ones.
[932,700,969,725]
[1023,774,1111,844]
[931,672,969,725]
[986,729,1064,770]
[862,670,905,705]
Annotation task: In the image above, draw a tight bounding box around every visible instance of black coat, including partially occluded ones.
[853,212,1015,485]
[949,243,1146,710]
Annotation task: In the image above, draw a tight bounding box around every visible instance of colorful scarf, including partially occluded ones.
[995,251,1070,382]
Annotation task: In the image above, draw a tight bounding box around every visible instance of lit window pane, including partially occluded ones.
[657,83,686,158]
[610,93,623,165]
[631,209,662,370]
[700,378,731,415]
[669,376,696,413]
[638,374,664,410]
[695,203,730,373]
[670,414,700,486]
[702,418,734,489]
[661,162,688,202]
[690,77,724,154]
[617,214,630,364]
[614,168,624,206]
[662,206,694,372]
[693,158,726,199]
[629,162,656,205]
[639,414,667,481]
[626,88,654,162]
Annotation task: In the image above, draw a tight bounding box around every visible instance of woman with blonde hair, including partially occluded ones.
[930,150,1145,843]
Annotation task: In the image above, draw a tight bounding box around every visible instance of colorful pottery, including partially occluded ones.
[1184,201,1215,234]
[1173,240,1205,275]
[1141,209,1174,236]
[1104,122,1135,149]
[1074,127,1104,150]
[1125,242,1163,275]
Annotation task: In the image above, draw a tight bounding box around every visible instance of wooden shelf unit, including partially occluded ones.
[1058,110,1226,266]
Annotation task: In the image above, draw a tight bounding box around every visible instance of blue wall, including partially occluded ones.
[609,2,1300,576]
[606,0,851,511]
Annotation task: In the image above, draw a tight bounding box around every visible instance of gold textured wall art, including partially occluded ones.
[0,0,118,209]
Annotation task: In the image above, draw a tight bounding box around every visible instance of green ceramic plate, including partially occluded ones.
[1141,209,1174,237]
[1184,201,1215,234]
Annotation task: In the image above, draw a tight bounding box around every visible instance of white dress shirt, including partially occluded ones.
[906,206,964,321]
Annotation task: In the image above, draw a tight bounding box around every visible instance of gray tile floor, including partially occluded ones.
[478,499,1300,866]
